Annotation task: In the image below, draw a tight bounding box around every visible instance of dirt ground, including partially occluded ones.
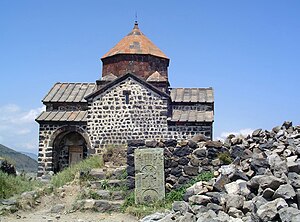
[0,211,139,222]
[0,184,139,222]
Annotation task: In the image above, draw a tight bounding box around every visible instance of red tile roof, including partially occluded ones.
[102,22,168,59]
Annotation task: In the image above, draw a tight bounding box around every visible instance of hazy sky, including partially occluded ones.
[1,1,300,153]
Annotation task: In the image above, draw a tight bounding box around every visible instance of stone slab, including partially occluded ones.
[135,148,165,204]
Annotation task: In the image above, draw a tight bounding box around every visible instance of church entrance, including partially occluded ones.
[52,131,87,173]
[69,145,83,166]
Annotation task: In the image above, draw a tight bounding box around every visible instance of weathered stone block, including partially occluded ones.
[135,148,165,204]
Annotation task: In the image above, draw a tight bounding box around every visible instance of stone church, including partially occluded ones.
[36,22,214,176]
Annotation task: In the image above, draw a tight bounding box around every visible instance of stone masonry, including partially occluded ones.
[86,77,169,153]
[36,22,214,176]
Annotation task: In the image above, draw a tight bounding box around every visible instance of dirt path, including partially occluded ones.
[0,210,139,222]
[0,183,139,222]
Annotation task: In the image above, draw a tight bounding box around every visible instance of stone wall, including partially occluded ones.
[102,54,169,80]
[168,124,213,140]
[86,77,169,153]
[37,123,88,177]
[127,136,225,191]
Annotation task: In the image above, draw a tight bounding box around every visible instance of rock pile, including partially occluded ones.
[141,121,300,222]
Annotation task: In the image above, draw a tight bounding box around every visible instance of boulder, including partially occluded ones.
[225,194,245,209]
[213,174,230,192]
[278,207,300,222]
[189,195,211,205]
[227,207,244,218]
[172,201,190,214]
[273,184,296,199]
[50,204,65,213]
[288,172,300,190]
[193,148,207,158]
[257,198,288,222]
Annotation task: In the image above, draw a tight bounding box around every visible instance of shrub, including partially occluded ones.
[218,152,232,164]
[0,171,42,199]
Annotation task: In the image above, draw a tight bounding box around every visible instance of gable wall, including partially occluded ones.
[87,77,169,153]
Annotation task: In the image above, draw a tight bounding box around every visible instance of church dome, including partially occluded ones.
[102,22,168,59]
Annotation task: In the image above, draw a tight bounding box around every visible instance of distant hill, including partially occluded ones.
[0,144,38,173]
[21,151,38,161]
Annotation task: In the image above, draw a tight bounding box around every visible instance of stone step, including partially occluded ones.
[89,166,126,180]
[95,190,125,201]
[74,199,124,212]
[90,179,127,189]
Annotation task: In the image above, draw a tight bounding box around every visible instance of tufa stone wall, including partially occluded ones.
[127,136,224,191]
[86,77,169,153]
[102,54,169,80]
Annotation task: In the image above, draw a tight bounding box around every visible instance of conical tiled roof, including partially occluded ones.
[102,22,168,59]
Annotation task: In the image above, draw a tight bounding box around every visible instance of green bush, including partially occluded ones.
[218,152,232,164]
[51,155,103,188]
[0,171,42,199]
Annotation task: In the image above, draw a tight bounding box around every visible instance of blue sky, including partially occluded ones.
[0,1,300,153]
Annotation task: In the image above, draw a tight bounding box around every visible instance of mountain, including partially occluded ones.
[21,152,38,161]
[0,144,38,173]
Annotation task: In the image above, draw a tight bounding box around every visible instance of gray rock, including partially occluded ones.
[252,129,262,137]
[217,211,231,221]
[206,203,223,213]
[193,148,207,158]
[188,140,199,149]
[183,166,199,176]
[273,184,296,199]
[248,175,284,190]
[189,195,211,205]
[278,207,300,222]
[1,199,17,205]
[296,189,300,210]
[267,153,288,176]
[224,180,250,197]
[50,204,65,213]
[189,182,209,195]
[96,190,110,199]
[287,160,300,174]
[205,141,223,148]
[145,140,158,148]
[213,174,230,192]
[177,212,196,222]
[251,196,268,210]
[242,200,254,214]
[89,168,106,179]
[225,194,245,209]
[288,172,300,188]
[191,134,209,143]
[172,201,190,214]
[228,207,244,218]
[219,164,236,176]
[262,188,274,199]
[257,198,288,222]
[140,212,168,222]
[196,210,218,222]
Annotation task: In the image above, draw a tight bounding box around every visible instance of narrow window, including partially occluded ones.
[123,90,131,104]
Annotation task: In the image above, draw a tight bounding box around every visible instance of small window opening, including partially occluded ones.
[123,90,131,104]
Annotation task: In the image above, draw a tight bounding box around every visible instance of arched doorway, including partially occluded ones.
[52,131,88,173]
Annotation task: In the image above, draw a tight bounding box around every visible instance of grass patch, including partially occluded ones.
[123,171,214,218]
[0,171,42,199]
[51,155,103,188]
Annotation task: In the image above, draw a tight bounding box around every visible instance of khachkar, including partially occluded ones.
[134,148,165,204]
